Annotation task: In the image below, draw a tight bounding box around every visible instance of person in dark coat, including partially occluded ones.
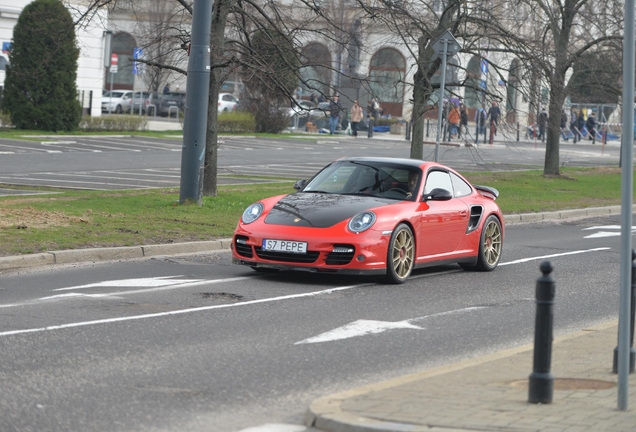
[459,103,468,139]
[561,109,568,141]
[577,111,586,142]
[586,111,597,142]
[537,108,548,141]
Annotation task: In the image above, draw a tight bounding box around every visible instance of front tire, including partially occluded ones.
[115,105,122,114]
[474,215,502,271]
[385,223,415,284]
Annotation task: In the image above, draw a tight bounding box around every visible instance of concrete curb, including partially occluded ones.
[0,205,632,272]
[0,239,233,271]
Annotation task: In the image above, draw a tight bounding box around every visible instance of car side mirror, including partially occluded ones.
[293,179,309,191]
[423,188,453,201]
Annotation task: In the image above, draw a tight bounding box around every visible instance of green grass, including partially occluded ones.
[0,167,631,257]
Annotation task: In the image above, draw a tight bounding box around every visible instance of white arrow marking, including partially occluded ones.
[295,306,486,345]
[295,319,423,344]
[583,225,620,231]
[582,225,636,239]
[584,231,622,238]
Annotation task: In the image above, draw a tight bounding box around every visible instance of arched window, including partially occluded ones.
[369,48,405,116]
[506,59,520,112]
[465,56,482,109]
[105,33,136,90]
[299,43,331,97]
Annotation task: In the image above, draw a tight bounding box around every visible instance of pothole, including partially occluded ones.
[198,292,244,301]
[509,378,616,390]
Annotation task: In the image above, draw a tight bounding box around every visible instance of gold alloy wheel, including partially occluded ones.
[483,218,502,267]
[391,227,415,279]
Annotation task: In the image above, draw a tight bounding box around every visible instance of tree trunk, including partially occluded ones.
[203,0,230,197]
[411,36,437,160]
[543,63,568,176]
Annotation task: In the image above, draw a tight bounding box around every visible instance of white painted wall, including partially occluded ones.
[0,1,107,117]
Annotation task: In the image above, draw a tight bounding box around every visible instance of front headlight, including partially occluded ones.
[348,211,376,233]
[241,203,264,224]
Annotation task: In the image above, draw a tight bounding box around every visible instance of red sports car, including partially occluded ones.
[231,157,504,283]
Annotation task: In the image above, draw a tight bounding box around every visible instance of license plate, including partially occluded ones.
[262,239,307,254]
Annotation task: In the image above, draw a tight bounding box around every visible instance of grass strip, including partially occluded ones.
[0,167,630,256]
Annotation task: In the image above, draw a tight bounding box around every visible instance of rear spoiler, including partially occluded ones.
[475,185,499,200]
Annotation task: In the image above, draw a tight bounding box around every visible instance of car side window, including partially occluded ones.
[424,170,453,195]
[450,172,472,197]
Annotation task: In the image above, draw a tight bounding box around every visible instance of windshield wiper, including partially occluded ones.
[303,190,332,194]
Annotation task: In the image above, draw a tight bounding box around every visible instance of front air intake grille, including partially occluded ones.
[254,247,319,263]
[326,244,355,265]
[234,235,253,258]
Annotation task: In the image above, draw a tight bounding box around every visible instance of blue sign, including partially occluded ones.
[133,48,142,74]
[481,59,488,74]
[2,42,11,53]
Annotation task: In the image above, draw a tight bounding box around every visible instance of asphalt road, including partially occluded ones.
[0,134,622,193]
[0,214,628,432]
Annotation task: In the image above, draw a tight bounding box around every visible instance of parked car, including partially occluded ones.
[218,93,239,113]
[159,91,186,117]
[132,92,162,116]
[102,90,133,114]
[288,99,315,117]
[232,157,504,283]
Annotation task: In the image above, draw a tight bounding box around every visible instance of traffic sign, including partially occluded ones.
[432,30,461,57]
[110,53,118,74]
[133,48,142,75]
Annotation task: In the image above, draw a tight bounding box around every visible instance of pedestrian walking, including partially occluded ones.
[475,106,486,144]
[328,94,343,135]
[560,109,568,141]
[459,103,468,139]
[371,98,381,120]
[577,111,586,142]
[487,101,501,141]
[448,104,460,139]
[537,107,547,141]
[349,100,363,138]
[586,111,597,143]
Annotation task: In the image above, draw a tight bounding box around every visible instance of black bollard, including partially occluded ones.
[426,119,429,138]
[405,121,411,141]
[517,122,520,141]
[367,116,373,138]
[529,261,555,404]
[613,249,636,373]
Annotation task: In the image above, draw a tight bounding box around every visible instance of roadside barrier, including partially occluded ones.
[529,261,555,404]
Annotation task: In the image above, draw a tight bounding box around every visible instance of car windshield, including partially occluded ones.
[302,160,421,201]
[104,91,125,98]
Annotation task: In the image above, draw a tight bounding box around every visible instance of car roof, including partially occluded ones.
[334,157,430,169]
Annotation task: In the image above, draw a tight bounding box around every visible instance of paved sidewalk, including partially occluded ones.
[305,321,636,432]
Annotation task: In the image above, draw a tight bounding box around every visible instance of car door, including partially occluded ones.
[417,169,469,259]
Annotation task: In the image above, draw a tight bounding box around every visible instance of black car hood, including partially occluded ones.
[264,193,392,228]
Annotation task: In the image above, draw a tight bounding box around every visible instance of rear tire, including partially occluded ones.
[384,223,415,284]
[474,215,502,271]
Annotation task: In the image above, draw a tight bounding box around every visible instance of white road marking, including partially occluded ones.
[0,283,371,337]
[295,307,486,344]
[499,247,610,266]
[1,277,250,309]
[582,225,636,238]
[0,248,613,337]
[53,276,200,291]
